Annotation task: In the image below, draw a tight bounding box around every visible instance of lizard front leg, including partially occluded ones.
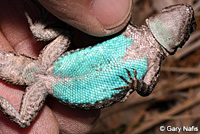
[136,56,162,96]
[136,73,159,96]
[0,81,48,128]
[113,66,159,100]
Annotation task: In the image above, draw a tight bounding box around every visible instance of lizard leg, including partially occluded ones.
[114,68,155,97]
[114,68,137,90]
[25,1,72,68]
[136,58,162,96]
[112,69,136,102]
[129,68,156,96]
[0,37,70,85]
[121,68,158,96]
[0,51,34,85]
[136,65,160,96]
[38,34,71,69]
[25,0,71,41]
[0,81,48,128]
[0,1,72,84]
[136,75,158,96]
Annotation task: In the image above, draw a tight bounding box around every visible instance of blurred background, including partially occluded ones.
[93,0,200,133]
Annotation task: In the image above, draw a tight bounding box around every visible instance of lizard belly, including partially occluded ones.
[51,34,148,107]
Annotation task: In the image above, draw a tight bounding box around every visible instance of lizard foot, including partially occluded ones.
[114,68,153,97]
[24,0,71,41]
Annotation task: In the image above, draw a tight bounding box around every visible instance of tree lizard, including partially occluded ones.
[0,4,196,128]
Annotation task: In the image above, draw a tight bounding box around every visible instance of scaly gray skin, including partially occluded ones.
[0,4,196,128]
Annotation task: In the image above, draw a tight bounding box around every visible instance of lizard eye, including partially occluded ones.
[146,4,196,54]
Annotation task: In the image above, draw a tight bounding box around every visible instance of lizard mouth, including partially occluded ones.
[176,5,197,49]
[146,4,196,55]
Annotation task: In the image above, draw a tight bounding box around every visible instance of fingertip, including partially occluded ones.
[92,0,132,30]
[47,100,100,133]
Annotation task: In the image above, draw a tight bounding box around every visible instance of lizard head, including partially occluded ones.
[146,4,196,54]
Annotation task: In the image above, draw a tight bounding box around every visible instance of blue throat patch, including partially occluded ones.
[52,34,148,105]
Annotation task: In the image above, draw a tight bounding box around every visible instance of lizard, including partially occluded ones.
[0,3,196,128]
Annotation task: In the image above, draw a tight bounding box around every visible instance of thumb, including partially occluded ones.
[38,0,132,36]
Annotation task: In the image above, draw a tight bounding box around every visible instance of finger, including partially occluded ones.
[0,1,100,133]
[0,1,58,132]
[38,0,132,36]
[47,99,100,133]
[0,0,45,57]
[0,82,59,133]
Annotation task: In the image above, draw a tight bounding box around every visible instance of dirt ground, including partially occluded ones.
[93,0,200,133]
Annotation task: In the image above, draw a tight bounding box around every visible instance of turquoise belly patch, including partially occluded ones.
[52,34,148,105]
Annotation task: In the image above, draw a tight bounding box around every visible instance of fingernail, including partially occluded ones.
[92,0,132,29]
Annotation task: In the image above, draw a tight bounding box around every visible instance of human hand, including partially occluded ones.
[0,0,131,133]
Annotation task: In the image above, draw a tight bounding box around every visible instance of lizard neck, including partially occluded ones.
[123,24,168,59]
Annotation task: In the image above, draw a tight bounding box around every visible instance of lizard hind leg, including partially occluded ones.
[0,81,48,128]
[0,51,34,85]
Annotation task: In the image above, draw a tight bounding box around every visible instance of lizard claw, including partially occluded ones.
[24,0,68,41]
[115,68,153,96]
[114,68,138,90]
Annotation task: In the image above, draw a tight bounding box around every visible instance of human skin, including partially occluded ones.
[0,0,131,133]
[38,0,132,36]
